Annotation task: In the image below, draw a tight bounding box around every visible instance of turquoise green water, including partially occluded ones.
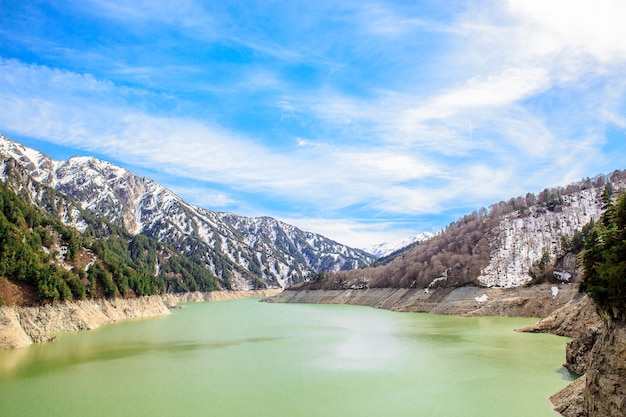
[0,299,573,417]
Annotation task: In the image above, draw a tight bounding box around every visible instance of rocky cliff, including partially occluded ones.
[0,296,170,350]
[518,295,626,417]
[549,319,626,417]
[583,320,626,416]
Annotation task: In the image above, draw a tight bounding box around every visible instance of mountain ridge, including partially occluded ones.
[0,133,375,290]
[293,170,626,291]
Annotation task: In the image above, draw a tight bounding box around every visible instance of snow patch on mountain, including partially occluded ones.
[0,133,375,290]
[365,232,434,258]
[478,186,620,287]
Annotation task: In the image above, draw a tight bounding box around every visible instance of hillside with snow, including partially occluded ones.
[296,171,626,290]
[477,187,610,287]
[0,134,375,290]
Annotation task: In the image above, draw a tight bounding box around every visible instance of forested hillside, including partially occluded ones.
[300,170,626,291]
[0,178,219,306]
[0,134,374,290]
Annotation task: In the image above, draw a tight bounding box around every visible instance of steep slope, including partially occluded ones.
[0,164,224,304]
[0,134,374,289]
[294,171,626,291]
[477,186,610,287]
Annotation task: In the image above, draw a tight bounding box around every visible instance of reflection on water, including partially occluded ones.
[0,299,572,417]
[313,310,401,371]
[0,336,283,381]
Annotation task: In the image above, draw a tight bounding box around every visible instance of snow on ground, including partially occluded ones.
[478,189,606,287]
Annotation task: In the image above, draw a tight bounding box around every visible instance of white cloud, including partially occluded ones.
[278,216,423,250]
[397,67,551,131]
[0,59,448,216]
[356,3,429,36]
[507,0,626,65]
[1,55,605,228]
[3,0,626,246]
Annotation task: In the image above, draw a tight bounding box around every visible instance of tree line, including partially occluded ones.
[0,180,219,305]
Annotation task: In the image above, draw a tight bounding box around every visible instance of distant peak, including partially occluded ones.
[365,232,434,258]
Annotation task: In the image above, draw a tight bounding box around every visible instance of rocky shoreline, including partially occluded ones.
[0,289,280,350]
[2,285,622,416]
[263,283,581,317]
[520,295,626,417]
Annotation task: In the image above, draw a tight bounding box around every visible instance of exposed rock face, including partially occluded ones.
[0,297,170,350]
[0,307,32,349]
[162,289,281,305]
[265,283,580,317]
[550,375,587,417]
[566,328,603,376]
[584,320,626,417]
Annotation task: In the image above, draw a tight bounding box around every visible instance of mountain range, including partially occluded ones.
[0,134,375,290]
[3,132,624,294]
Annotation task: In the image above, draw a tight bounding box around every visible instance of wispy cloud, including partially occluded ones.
[79,0,216,30]
[1,60,437,212]
[1,0,625,248]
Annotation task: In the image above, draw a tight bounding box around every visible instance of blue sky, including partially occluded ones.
[1,0,625,249]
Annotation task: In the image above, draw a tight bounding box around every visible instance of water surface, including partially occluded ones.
[0,298,573,416]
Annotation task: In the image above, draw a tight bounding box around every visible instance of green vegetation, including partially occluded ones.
[0,180,219,304]
[580,190,626,321]
[527,250,552,284]
[1,180,77,302]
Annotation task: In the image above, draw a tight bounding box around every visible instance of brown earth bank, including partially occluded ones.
[263,283,581,317]
[0,289,280,350]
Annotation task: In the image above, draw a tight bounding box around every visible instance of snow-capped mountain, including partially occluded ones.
[0,134,375,289]
[364,232,434,258]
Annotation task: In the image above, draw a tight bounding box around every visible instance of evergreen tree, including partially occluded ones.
[580,192,626,321]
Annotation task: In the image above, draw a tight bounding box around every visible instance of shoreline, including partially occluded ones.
[263,285,605,417]
[0,289,281,350]
[262,283,581,318]
[4,285,611,416]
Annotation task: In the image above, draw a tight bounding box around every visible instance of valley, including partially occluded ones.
[1,134,625,416]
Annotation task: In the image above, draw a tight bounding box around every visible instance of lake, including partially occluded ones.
[0,298,573,417]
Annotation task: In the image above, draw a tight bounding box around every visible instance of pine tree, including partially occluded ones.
[580,192,626,321]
